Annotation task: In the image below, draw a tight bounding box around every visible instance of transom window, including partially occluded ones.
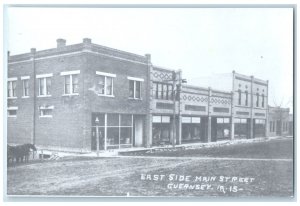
[96,71,116,96]
[60,70,80,95]
[7,78,17,98]
[36,73,52,96]
[128,77,144,99]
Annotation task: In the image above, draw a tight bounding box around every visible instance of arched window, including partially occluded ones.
[238,89,241,105]
[245,90,248,106]
[256,93,259,107]
[262,94,265,107]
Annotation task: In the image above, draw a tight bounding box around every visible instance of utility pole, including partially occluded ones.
[172,71,176,148]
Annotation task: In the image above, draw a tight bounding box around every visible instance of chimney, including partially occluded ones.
[56,39,66,48]
[145,53,151,62]
[30,48,36,54]
[83,38,92,44]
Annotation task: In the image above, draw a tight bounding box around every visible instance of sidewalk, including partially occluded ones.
[35,135,291,159]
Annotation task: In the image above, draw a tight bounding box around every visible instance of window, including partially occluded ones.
[262,94,265,108]
[256,93,259,107]
[238,89,241,105]
[128,77,144,99]
[39,106,54,117]
[64,74,78,95]
[8,107,18,117]
[153,82,173,100]
[8,78,17,98]
[96,71,116,96]
[245,90,248,106]
[60,70,80,95]
[21,76,30,97]
[36,74,52,96]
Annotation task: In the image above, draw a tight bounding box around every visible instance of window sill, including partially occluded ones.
[39,116,53,118]
[38,95,52,98]
[8,116,17,118]
[128,97,143,101]
[22,96,30,99]
[62,93,79,96]
[7,97,17,99]
[97,94,114,98]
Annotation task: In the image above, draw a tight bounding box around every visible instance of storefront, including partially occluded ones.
[212,117,231,141]
[152,115,172,146]
[234,118,248,139]
[181,116,204,143]
[91,113,144,150]
[254,119,266,137]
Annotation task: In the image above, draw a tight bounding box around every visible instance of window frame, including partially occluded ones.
[21,76,30,98]
[39,105,54,118]
[96,71,116,97]
[7,106,18,117]
[60,70,80,96]
[7,77,17,99]
[36,73,53,97]
[238,89,242,105]
[128,77,144,100]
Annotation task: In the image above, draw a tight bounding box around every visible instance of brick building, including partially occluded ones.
[7,38,286,152]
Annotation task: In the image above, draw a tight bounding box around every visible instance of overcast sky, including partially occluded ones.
[5,7,294,111]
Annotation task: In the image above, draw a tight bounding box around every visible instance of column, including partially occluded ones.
[250,76,254,139]
[207,87,212,142]
[230,117,235,140]
[178,115,182,145]
[207,116,212,142]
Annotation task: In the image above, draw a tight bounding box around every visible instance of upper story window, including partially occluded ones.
[238,89,241,105]
[153,82,173,100]
[36,73,52,97]
[60,70,80,95]
[7,77,17,98]
[262,94,265,108]
[21,76,30,97]
[39,105,54,118]
[96,71,116,96]
[128,77,144,99]
[256,93,259,107]
[245,90,248,106]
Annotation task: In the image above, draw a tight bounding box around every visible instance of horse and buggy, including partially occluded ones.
[7,143,37,165]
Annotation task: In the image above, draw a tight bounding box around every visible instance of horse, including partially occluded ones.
[7,143,37,164]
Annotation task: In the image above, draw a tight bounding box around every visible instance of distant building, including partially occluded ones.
[268,106,290,137]
[7,38,289,152]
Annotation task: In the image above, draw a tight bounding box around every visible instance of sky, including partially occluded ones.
[5,6,294,111]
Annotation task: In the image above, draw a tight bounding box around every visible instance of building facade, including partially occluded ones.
[268,106,290,137]
[7,38,287,152]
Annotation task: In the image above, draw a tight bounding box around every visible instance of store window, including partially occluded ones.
[216,118,230,139]
[152,115,171,145]
[182,117,202,142]
[91,113,133,150]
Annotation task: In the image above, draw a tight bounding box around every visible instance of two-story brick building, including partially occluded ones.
[8,38,151,152]
[7,38,276,152]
